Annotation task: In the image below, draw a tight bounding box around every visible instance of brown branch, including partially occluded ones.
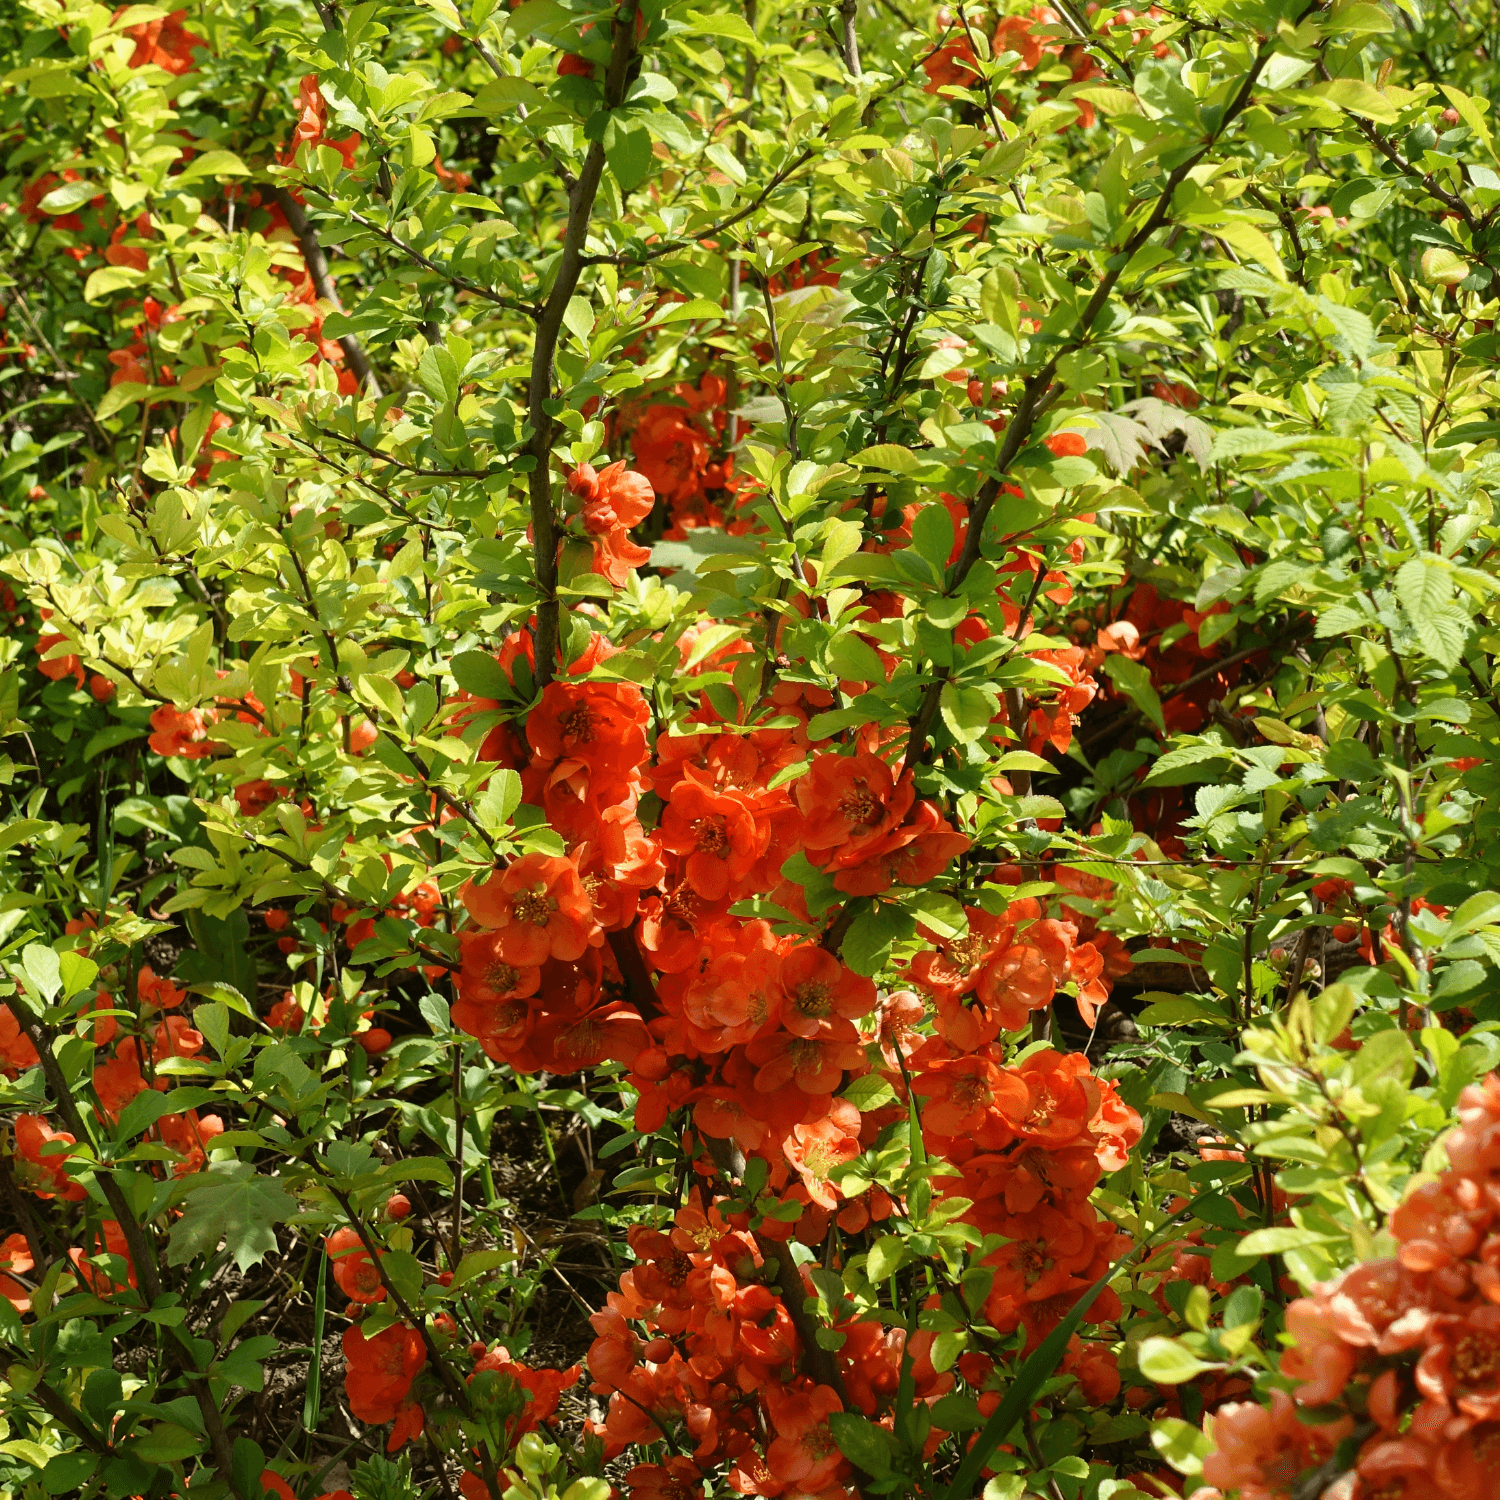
[1314,65,1476,230]
[5,991,246,1497]
[298,188,540,318]
[274,189,382,396]
[527,0,641,690]
[818,5,1328,962]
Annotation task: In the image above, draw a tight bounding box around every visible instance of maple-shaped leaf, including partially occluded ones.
[1075,411,1158,474]
[1121,397,1215,467]
[168,1163,298,1272]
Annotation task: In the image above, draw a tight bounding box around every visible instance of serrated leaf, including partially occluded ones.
[168,1164,297,1271]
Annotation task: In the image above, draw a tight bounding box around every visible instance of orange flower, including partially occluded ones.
[69,1219,137,1294]
[745,1028,865,1096]
[13,1114,85,1201]
[283,74,361,168]
[148,705,216,759]
[526,680,651,807]
[569,461,655,535]
[660,780,771,903]
[1417,1306,1500,1419]
[777,947,876,1038]
[631,405,710,503]
[36,632,84,687]
[137,963,187,1010]
[456,930,542,1006]
[327,1225,386,1304]
[1202,1390,1348,1499]
[116,7,208,73]
[765,1379,847,1490]
[795,750,909,854]
[93,1053,147,1122]
[0,1005,39,1075]
[343,1320,426,1433]
[462,853,603,968]
[0,1233,34,1313]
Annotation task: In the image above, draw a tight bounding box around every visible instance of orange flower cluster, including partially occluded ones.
[904,893,1132,1036]
[1199,1073,1500,1500]
[5,952,225,1219]
[583,1197,952,1497]
[614,376,739,537]
[580,1038,1139,1500]
[920,7,1106,127]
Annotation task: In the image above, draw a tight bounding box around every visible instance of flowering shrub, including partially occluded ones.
[3,1,1500,1500]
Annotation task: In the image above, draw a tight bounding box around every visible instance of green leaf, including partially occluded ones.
[129,1422,204,1464]
[21,943,60,1001]
[828,1412,896,1474]
[1234,1226,1343,1254]
[842,1074,896,1110]
[1150,1417,1210,1477]
[42,1453,97,1495]
[866,1234,907,1281]
[451,650,512,699]
[167,1164,298,1272]
[851,444,921,473]
[606,121,653,192]
[1102,655,1166,735]
[1141,741,1233,787]
[39,178,99,213]
[842,906,892,976]
[117,1086,223,1141]
[940,683,995,744]
[684,10,761,48]
[452,1248,517,1287]
[1136,1336,1216,1385]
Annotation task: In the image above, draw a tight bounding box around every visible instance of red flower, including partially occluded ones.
[777,946,876,1038]
[746,1027,865,1095]
[456,929,542,1006]
[13,1114,85,1201]
[0,1233,34,1314]
[631,405,710,503]
[93,1053,147,1122]
[765,1380,847,1490]
[570,461,655,534]
[148,704,217,759]
[69,1219,137,1294]
[462,853,603,967]
[116,7,207,73]
[343,1321,426,1434]
[795,750,910,854]
[0,1005,39,1075]
[138,963,188,1010]
[913,1050,1030,1142]
[659,779,769,902]
[327,1225,386,1304]
[526,680,650,812]
[283,74,361,167]
[1202,1390,1350,1498]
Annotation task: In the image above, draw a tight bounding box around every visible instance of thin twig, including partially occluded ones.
[273,189,382,395]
